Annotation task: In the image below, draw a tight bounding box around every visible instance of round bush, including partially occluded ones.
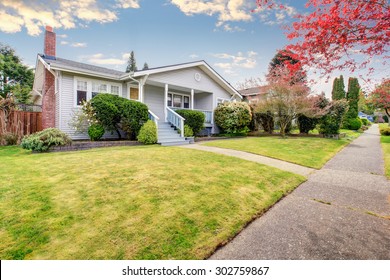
[214,102,252,134]
[345,118,362,130]
[184,124,194,137]
[88,124,105,141]
[137,120,157,144]
[175,110,205,135]
[380,127,390,136]
[298,114,318,134]
[21,128,71,152]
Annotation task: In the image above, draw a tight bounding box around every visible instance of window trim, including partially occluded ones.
[168,91,191,109]
[128,83,140,101]
[74,76,122,107]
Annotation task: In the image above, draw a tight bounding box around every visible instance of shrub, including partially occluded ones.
[184,124,194,137]
[21,128,71,152]
[360,118,371,126]
[175,109,205,135]
[298,114,318,134]
[383,115,389,123]
[1,132,18,145]
[344,118,362,130]
[214,102,252,134]
[380,127,390,136]
[137,120,157,144]
[254,111,274,133]
[121,100,149,140]
[318,99,349,135]
[88,124,105,141]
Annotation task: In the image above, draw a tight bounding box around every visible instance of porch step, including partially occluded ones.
[157,122,189,146]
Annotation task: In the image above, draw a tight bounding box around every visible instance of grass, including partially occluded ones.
[0,145,305,260]
[202,135,360,169]
[379,123,390,178]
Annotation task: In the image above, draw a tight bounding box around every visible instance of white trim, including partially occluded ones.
[164,84,168,122]
[168,91,191,109]
[73,76,122,108]
[57,71,62,130]
[191,89,194,110]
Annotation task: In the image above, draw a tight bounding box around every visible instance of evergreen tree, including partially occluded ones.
[269,49,307,84]
[125,51,137,73]
[0,43,34,98]
[346,77,360,119]
[142,62,149,70]
[331,75,346,100]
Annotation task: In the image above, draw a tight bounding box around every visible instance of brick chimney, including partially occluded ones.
[42,26,56,129]
[44,25,56,58]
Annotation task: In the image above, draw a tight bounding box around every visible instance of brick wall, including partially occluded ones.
[44,26,56,57]
[42,69,56,129]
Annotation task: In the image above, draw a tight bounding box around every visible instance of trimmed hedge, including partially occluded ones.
[344,117,362,130]
[214,102,252,134]
[137,120,157,144]
[121,100,149,140]
[21,128,71,152]
[175,109,205,135]
[298,114,318,134]
[88,124,105,141]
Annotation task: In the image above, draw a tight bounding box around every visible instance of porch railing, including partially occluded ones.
[171,108,213,124]
[167,107,185,138]
[148,110,160,138]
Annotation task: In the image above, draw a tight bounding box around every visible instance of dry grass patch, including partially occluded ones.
[0,146,304,259]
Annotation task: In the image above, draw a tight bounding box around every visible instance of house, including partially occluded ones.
[239,85,269,103]
[32,26,242,145]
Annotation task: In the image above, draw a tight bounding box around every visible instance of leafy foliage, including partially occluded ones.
[269,49,306,84]
[346,77,360,119]
[21,128,71,152]
[88,124,105,141]
[120,99,149,139]
[344,118,362,130]
[253,111,274,133]
[214,102,252,134]
[380,127,390,136]
[297,114,318,134]
[256,0,390,76]
[184,124,194,137]
[137,120,157,144]
[175,109,205,135]
[331,75,346,100]
[0,44,34,98]
[371,79,390,120]
[318,99,349,135]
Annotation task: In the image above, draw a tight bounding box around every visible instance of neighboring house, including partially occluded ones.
[239,86,269,103]
[32,26,242,145]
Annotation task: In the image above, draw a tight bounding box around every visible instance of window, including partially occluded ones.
[92,82,107,98]
[76,81,87,105]
[183,96,190,109]
[167,93,172,107]
[173,95,182,108]
[111,85,119,95]
[129,87,139,100]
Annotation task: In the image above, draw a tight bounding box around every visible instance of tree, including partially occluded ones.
[268,49,306,85]
[142,62,149,70]
[256,0,390,76]
[371,79,390,124]
[331,75,346,100]
[346,77,360,119]
[236,77,263,90]
[0,44,34,98]
[125,51,137,73]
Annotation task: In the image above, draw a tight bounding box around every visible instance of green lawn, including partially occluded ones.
[0,145,304,260]
[202,136,357,169]
[379,124,390,178]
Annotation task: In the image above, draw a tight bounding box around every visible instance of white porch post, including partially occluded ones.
[164,84,168,122]
[138,82,142,102]
[191,89,194,110]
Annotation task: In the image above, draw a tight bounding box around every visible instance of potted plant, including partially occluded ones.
[184,124,195,144]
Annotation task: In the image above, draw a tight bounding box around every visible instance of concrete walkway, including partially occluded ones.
[208,124,390,259]
[181,144,315,177]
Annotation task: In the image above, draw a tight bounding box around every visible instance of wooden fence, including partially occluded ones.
[0,110,42,142]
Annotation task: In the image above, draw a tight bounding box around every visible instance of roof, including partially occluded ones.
[38,55,241,98]
[239,86,269,96]
[39,54,125,79]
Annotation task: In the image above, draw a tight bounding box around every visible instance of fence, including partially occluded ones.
[0,110,42,144]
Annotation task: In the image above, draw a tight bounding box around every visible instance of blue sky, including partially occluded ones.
[0,0,385,95]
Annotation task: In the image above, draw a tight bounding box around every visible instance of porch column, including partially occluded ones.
[191,89,194,110]
[164,84,168,122]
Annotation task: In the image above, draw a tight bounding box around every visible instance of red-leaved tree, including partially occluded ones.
[371,79,390,124]
[256,0,390,76]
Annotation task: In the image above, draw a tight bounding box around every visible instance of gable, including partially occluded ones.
[147,66,228,94]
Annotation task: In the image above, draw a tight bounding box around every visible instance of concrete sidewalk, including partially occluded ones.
[209,124,390,259]
[181,144,314,177]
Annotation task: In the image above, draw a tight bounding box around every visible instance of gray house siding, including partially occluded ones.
[194,92,212,111]
[143,85,165,120]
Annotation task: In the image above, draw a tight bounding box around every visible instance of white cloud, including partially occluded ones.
[254,4,297,26]
[57,34,68,38]
[60,41,69,45]
[213,51,258,75]
[84,53,127,65]
[71,42,87,48]
[0,0,141,36]
[170,0,252,29]
[116,0,140,9]
[189,54,199,59]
